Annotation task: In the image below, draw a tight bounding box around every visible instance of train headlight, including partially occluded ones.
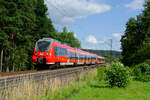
[46,52,49,55]
[35,52,37,55]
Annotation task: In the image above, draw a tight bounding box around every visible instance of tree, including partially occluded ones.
[58,27,81,48]
[121,0,150,66]
[35,0,56,40]
[139,0,150,61]
[0,0,37,72]
[121,18,139,66]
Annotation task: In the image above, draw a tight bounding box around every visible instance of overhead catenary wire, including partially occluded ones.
[45,0,116,51]
[45,0,78,44]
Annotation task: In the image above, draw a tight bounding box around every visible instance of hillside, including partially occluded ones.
[82,49,121,58]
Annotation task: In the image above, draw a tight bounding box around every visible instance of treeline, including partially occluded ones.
[121,0,150,66]
[0,0,80,72]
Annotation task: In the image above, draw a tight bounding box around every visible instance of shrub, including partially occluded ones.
[133,63,150,81]
[133,66,142,78]
[97,67,106,81]
[139,63,150,74]
[144,59,150,65]
[105,63,130,88]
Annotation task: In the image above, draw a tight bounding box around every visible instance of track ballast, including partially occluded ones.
[0,65,101,90]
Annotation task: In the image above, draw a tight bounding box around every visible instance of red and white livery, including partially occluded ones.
[32,38,105,67]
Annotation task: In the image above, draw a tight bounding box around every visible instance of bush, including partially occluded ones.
[97,67,106,81]
[144,59,150,65]
[105,63,130,88]
[133,63,150,81]
[139,63,150,74]
[133,66,142,78]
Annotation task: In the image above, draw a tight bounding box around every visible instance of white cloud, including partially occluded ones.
[45,0,111,26]
[112,33,122,40]
[111,33,122,51]
[86,35,98,44]
[84,34,122,51]
[86,35,105,44]
[98,40,105,44]
[125,0,145,10]
[74,33,77,38]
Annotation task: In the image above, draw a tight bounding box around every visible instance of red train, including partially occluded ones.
[32,38,105,67]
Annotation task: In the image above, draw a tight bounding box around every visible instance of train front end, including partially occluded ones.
[32,38,54,65]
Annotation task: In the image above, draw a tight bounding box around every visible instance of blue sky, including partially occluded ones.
[45,0,145,51]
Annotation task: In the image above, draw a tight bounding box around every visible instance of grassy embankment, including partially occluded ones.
[40,67,150,100]
[0,69,97,100]
[1,67,150,100]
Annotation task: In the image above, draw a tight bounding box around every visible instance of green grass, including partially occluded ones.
[40,79,150,100]
[39,68,150,100]
[70,80,150,100]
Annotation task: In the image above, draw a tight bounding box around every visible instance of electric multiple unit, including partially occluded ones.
[32,38,105,67]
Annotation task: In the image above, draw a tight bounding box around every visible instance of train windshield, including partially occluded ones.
[36,41,51,52]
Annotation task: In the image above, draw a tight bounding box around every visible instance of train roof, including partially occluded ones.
[98,56,105,59]
[37,38,104,58]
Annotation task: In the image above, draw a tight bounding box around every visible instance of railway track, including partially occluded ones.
[0,70,37,77]
[0,65,100,90]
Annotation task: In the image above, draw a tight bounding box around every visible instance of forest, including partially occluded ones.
[0,0,81,72]
[121,0,150,66]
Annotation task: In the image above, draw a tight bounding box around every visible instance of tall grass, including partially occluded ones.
[97,67,106,81]
[39,69,97,100]
[0,69,97,100]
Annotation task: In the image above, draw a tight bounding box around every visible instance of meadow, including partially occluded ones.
[40,66,150,100]
[69,80,150,100]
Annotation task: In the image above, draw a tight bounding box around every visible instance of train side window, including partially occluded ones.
[68,52,71,59]
[79,54,82,60]
[70,52,75,60]
[62,48,64,56]
[89,56,91,61]
[54,46,68,56]
[60,48,67,56]
[60,47,62,56]
[58,47,61,56]
[69,52,72,59]
[64,49,67,56]
[82,55,84,60]
[54,46,58,55]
